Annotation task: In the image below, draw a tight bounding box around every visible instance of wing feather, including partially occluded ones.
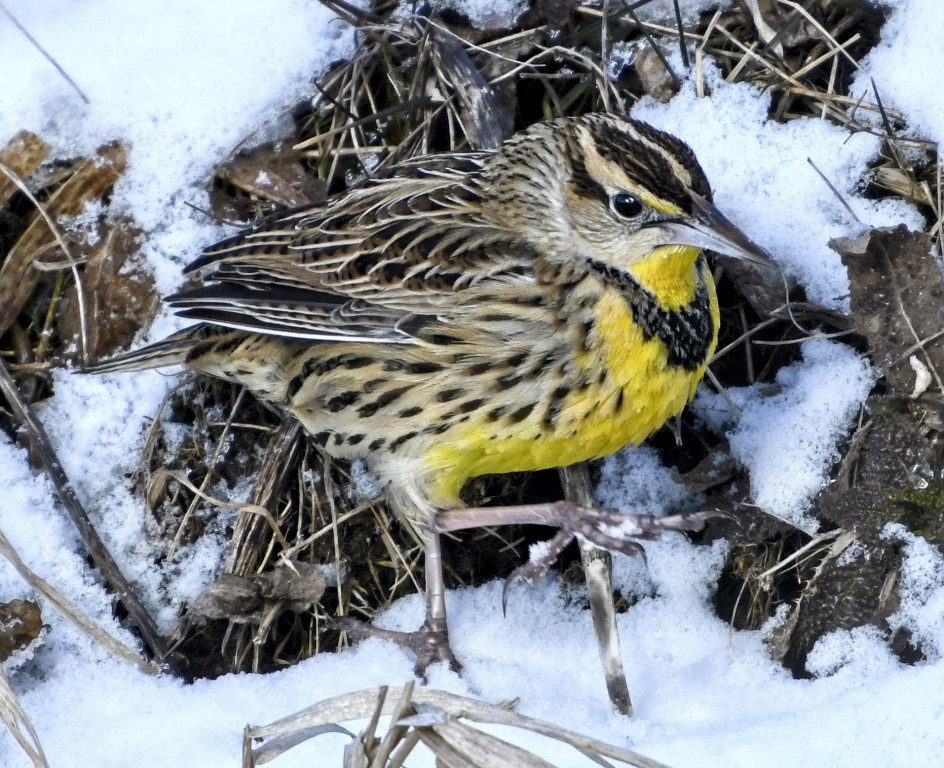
[168,152,540,343]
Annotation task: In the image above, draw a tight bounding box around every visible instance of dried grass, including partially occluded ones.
[1,0,942,737]
[243,683,673,767]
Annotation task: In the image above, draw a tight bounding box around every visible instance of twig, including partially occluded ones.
[616,1,680,89]
[807,157,861,223]
[791,33,861,81]
[672,0,689,68]
[0,0,89,104]
[0,527,155,676]
[560,463,632,716]
[0,358,168,662]
[759,0,815,57]
[0,664,49,768]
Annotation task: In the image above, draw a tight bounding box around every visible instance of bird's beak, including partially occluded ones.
[655,190,777,269]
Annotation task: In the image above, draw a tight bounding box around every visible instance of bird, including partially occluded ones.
[89,113,774,672]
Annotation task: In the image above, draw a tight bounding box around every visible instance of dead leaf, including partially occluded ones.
[58,214,160,363]
[0,142,126,338]
[636,46,677,103]
[835,226,944,395]
[0,131,51,205]
[215,148,319,209]
[187,561,326,625]
[0,599,43,662]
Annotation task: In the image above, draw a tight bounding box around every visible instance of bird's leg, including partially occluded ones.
[416,531,461,672]
[435,501,716,555]
[437,499,710,714]
[438,501,713,610]
[341,503,715,677]
[338,532,460,678]
[437,501,711,604]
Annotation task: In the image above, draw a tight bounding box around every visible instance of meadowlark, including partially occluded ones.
[91,113,774,671]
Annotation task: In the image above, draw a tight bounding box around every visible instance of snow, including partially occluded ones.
[852,0,944,147]
[695,340,876,531]
[634,0,733,24]
[437,0,529,27]
[2,0,944,766]
[632,55,925,311]
[0,0,354,294]
[883,523,944,659]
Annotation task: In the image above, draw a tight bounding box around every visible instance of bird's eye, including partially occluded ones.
[611,193,643,219]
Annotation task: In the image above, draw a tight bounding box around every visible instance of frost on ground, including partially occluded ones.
[694,340,875,531]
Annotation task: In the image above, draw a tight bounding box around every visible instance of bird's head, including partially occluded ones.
[484,113,774,275]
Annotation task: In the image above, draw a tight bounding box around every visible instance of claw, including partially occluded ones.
[560,507,723,554]
[502,530,575,615]
[337,616,461,678]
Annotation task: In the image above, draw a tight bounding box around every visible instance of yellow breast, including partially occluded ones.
[423,247,719,507]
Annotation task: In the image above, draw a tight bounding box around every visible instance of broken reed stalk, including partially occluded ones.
[243,684,674,767]
[0,526,155,675]
[0,663,49,768]
[0,358,168,663]
[561,462,633,716]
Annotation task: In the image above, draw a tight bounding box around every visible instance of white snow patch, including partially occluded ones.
[435,0,529,27]
[596,445,690,516]
[632,56,924,311]
[883,523,944,659]
[696,340,875,529]
[851,0,944,146]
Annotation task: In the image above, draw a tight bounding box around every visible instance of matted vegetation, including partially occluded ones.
[1,0,942,762]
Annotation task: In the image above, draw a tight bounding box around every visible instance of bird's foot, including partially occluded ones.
[487,506,721,609]
[337,616,461,679]
[553,504,722,555]
[437,502,721,556]
[503,529,577,612]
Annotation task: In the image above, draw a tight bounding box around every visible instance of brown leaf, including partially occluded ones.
[777,527,903,676]
[0,131,51,205]
[58,214,160,363]
[431,30,513,150]
[636,46,677,103]
[0,599,43,662]
[835,226,944,396]
[0,143,127,338]
[215,147,320,209]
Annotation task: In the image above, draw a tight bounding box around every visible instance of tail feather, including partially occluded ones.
[82,327,203,374]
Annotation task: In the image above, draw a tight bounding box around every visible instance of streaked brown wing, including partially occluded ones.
[170,285,421,343]
[168,152,539,343]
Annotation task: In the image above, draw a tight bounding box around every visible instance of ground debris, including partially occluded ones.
[767,406,943,674]
[58,213,159,364]
[244,683,670,768]
[835,226,943,396]
[0,599,43,662]
[0,143,127,341]
[187,561,328,625]
[0,131,51,205]
[212,141,325,220]
[706,222,944,675]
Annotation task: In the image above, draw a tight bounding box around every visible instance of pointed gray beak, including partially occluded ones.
[656,190,778,269]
